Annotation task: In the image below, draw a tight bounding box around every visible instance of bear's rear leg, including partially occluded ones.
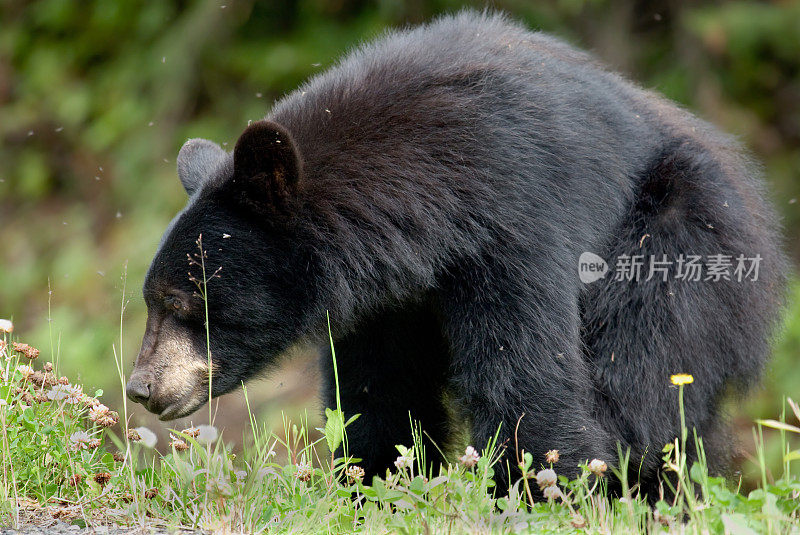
[320,301,451,481]
[440,255,618,493]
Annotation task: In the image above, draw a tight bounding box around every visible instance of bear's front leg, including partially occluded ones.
[440,257,617,494]
[320,302,451,482]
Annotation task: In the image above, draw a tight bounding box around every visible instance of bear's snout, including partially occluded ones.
[128,317,212,420]
[126,372,151,404]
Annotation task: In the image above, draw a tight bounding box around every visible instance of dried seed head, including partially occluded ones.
[88,402,109,419]
[88,439,101,449]
[181,426,200,438]
[144,487,158,499]
[43,361,53,372]
[58,376,69,385]
[346,465,365,483]
[13,343,39,360]
[169,435,189,451]
[545,449,560,464]
[33,392,49,404]
[113,452,125,463]
[459,445,480,468]
[93,472,111,487]
[295,463,313,482]
[30,371,46,388]
[69,474,83,486]
[571,514,587,528]
[127,429,141,441]
[535,468,558,490]
[96,412,118,428]
[588,459,608,476]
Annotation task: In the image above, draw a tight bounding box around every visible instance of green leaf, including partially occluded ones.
[345,413,360,427]
[721,513,757,535]
[410,476,425,494]
[324,407,345,453]
[690,462,706,484]
[522,451,533,472]
[784,450,800,462]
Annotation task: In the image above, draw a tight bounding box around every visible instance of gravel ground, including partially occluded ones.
[4,500,206,535]
[1,523,203,535]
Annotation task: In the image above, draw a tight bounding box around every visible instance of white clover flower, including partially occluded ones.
[69,430,92,450]
[535,468,558,489]
[394,455,413,470]
[0,319,13,333]
[588,459,608,476]
[459,445,480,468]
[63,384,84,404]
[543,485,563,501]
[346,465,365,483]
[196,424,219,444]
[47,383,83,403]
[46,384,68,401]
[134,426,158,449]
[16,364,34,380]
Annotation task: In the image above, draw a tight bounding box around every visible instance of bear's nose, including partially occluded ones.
[126,376,151,404]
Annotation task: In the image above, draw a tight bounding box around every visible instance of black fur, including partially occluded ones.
[137,11,787,499]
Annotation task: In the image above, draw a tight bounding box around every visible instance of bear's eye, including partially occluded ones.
[164,295,184,312]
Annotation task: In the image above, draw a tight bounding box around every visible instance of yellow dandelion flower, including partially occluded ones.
[670,374,694,386]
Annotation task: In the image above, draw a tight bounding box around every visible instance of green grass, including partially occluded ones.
[1,331,799,533]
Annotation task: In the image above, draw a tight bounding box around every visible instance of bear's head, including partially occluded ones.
[126,121,317,420]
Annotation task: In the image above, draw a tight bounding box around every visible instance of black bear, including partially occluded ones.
[127,11,786,498]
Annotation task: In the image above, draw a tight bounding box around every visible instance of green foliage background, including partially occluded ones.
[1,0,798,485]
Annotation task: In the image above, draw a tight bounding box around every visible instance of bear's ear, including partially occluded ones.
[232,120,303,207]
[177,138,228,196]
